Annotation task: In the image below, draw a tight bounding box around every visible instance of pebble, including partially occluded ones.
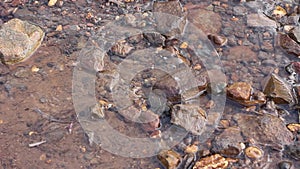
[48,0,57,7]
[193,154,229,169]
[227,82,252,101]
[245,146,263,159]
[278,161,292,169]
[157,150,181,169]
[286,123,300,132]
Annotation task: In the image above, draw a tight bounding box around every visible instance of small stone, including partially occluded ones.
[272,6,287,18]
[247,14,277,28]
[157,150,181,169]
[245,146,263,159]
[180,42,188,49]
[278,161,292,169]
[208,34,227,46]
[227,82,252,101]
[55,25,63,31]
[287,123,300,132]
[39,153,47,161]
[185,145,198,154]
[31,65,40,72]
[48,0,57,7]
[193,154,229,169]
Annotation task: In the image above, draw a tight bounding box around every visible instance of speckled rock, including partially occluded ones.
[0,18,44,65]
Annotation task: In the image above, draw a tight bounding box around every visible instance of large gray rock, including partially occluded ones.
[0,18,44,65]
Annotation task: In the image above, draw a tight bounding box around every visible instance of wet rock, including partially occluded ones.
[111,40,134,57]
[290,26,300,43]
[0,18,44,65]
[262,59,277,67]
[157,150,181,169]
[207,69,227,94]
[208,34,227,46]
[284,142,300,160]
[245,146,263,159]
[171,104,207,135]
[193,154,229,169]
[188,8,222,35]
[227,82,252,101]
[263,73,296,105]
[278,161,292,169]
[90,103,105,120]
[286,123,300,133]
[227,46,257,61]
[153,0,187,37]
[140,110,160,133]
[247,14,277,28]
[153,73,180,104]
[279,33,300,57]
[143,32,166,46]
[234,114,294,146]
[212,127,244,157]
[233,6,247,16]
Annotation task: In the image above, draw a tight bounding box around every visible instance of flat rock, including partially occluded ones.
[171,104,207,135]
[188,8,222,35]
[227,46,257,61]
[227,82,252,101]
[234,114,294,146]
[0,18,44,65]
[247,13,277,28]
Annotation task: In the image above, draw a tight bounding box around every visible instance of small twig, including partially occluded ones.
[28,140,46,148]
[33,108,69,123]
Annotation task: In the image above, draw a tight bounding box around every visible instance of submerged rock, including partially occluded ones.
[279,33,300,57]
[188,8,222,35]
[0,18,44,65]
[171,104,207,135]
[193,154,229,169]
[247,13,277,28]
[212,127,244,157]
[234,114,294,146]
[157,150,182,169]
[263,73,296,105]
[227,82,252,101]
[153,0,187,37]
